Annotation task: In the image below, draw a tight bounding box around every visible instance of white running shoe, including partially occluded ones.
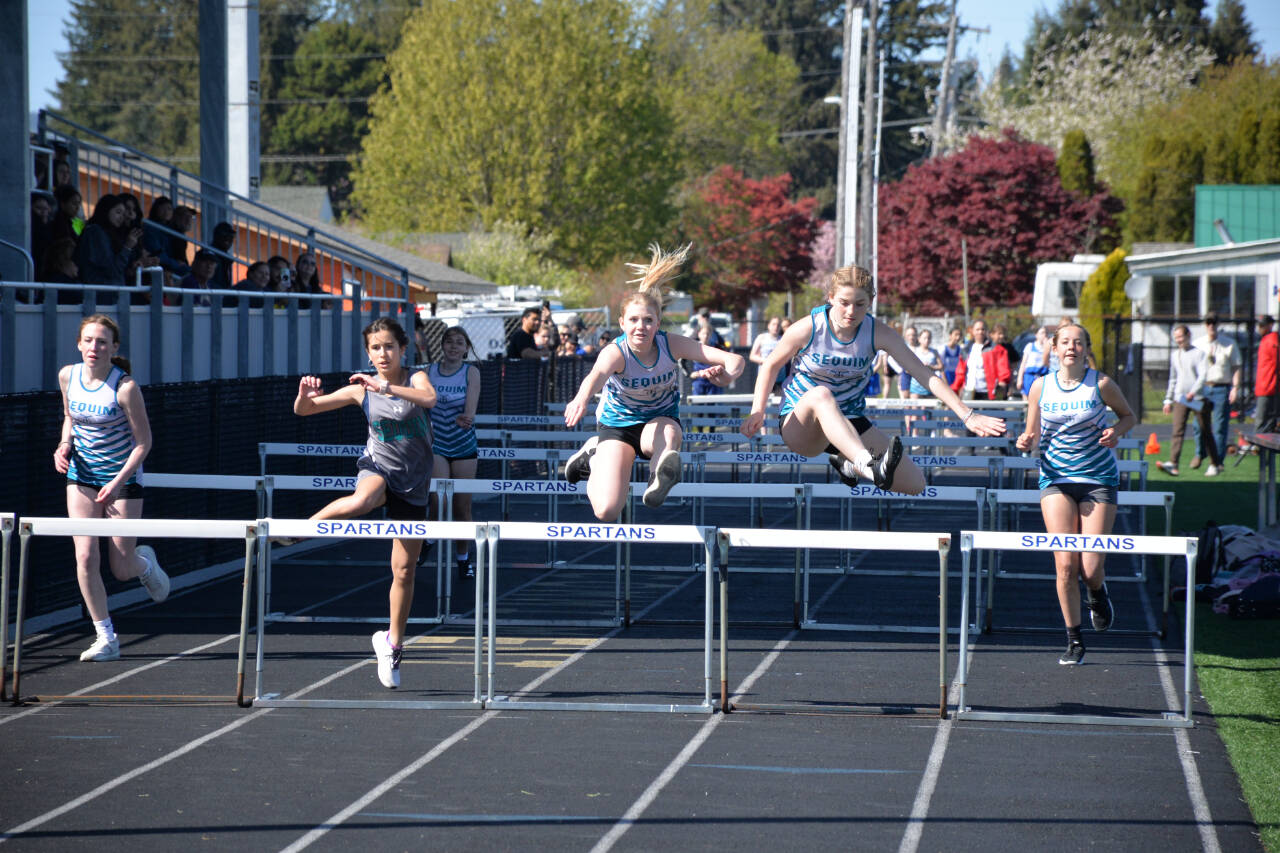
[1204,464,1221,477]
[80,635,120,662]
[371,630,401,689]
[565,435,599,484]
[137,545,170,603]
[643,449,682,508]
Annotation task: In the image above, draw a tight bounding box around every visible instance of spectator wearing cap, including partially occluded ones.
[1193,314,1242,466]
[180,250,218,306]
[1256,315,1279,434]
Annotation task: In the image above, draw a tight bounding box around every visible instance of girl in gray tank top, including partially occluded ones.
[291,318,437,690]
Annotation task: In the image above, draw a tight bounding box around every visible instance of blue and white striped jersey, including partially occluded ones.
[596,332,680,427]
[780,306,876,419]
[428,363,477,458]
[1037,368,1119,488]
[66,364,139,487]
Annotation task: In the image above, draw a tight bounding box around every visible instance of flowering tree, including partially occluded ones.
[807,219,835,291]
[973,31,1214,183]
[680,167,820,313]
[877,131,1122,314]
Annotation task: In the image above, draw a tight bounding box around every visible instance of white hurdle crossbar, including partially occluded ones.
[0,513,14,702]
[482,521,717,713]
[984,489,1176,636]
[718,527,952,717]
[10,517,260,707]
[958,530,1197,727]
[249,518,487,711]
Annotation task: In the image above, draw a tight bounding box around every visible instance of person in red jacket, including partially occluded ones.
[1256,315,1278,434]
[949,319,1012,401]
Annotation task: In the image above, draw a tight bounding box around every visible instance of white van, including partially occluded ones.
[1031,255,1104,326]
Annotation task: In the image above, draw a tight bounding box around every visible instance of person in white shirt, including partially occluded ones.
[1160,324,1222,477]
[1191,315,1242,468]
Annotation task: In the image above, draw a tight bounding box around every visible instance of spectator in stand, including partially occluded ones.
[179,250,218,306]
[989,324,1017,400]
[507,307,550,359]
[231,261,271,308]
[117,193,144,234]
[950,318,1010,402]
[31,192,54,281]
[210,222,237,291]
[42,237,85,304]
[533,326,552,359]
[1255,316,1279,435]
[52,157,73,190]
[291,251,330,309]
[141,196,189,280]
[941,326,964,387]
[558,333,579,358]
[50,185,84,244]
[74,195,142,298]
[1192,315,1242,465]
[167,205,195,270]
[1018,325,1052,398]
[1158,324,1221,477]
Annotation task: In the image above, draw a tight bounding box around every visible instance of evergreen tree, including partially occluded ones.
[1206,0,1257,65]
[1058,130,1098,197]
[1078,247,1130,369]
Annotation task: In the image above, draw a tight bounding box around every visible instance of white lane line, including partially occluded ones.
[1140,583,1220,853]
[588,632,796,853]
[277,571,708,852]
[897,676,963,853]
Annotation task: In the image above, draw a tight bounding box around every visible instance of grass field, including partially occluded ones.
[1145,444,1279,851]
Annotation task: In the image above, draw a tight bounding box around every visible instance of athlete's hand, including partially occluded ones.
[455,413,474,428]
[298,375,324,399]
[1015,430,1035,452]
[1098,427,1119,448]
[691,365,732,387]
[966,413,1007,437]
[564,398,587,428]
[740,411,765,438]
[95,479,121,504]
[53,442,71,474]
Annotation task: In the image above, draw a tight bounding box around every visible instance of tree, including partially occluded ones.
[977,30,1213,187]
[1078,247,1130,369]
[1207,0,1258,65]
[264,20,386,212]
[1020,0,1211,73]
[645,0,798,182]
[352,0,676,269]
[453,222,589,305]
[876,130,1122,314]
[1114,61,1280,242]
[1057,130,1098,197]
[678,167,820,313]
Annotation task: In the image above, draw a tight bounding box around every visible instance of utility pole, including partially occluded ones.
[858,0,878,271]
[930,0,958,157]
[835,0,863,268]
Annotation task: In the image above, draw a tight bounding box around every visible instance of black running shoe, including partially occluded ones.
[870,435,903,489]
[643,449,682,508]
[565,436,599,484]
[1087,583,1114,632]
[1059,641,1085,666]
[457,555,475,579]
[828,453,862,487]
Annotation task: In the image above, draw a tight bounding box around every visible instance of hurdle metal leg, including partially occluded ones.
[235,526,261,707]
[10,527,31,703]
[0,514,12,703]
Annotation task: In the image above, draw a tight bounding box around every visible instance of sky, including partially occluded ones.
[25,0,1280,114]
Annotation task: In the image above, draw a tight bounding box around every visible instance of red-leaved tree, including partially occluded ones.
[679,166,820,313]
[877,130,1121,314]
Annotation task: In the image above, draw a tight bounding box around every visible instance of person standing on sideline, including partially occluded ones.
[427,326,481,578]
[1016,323,1136,665]
[291,318,436,689]
[1018,325,1052,398]
[742,266,1005,493]
[1159,324,1222,477]
[54,315,169,662]
[941,326,964,387]
[1192,315,1241,466]
[1255,315,1279,434]
[749,316,783,367]
[507,307,551,360]
[563,244,745,520]
[950,318,1010,402]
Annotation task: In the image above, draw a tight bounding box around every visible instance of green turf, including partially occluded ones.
[1145,448,1278,850]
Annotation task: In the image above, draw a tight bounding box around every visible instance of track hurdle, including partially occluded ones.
[956,530,1198,727]
[0,513,13,702]
[717,527,952,717]
[480,521,717,713]
[247,518,487,711]
[8,517,260,706]
[982,489,1175,636]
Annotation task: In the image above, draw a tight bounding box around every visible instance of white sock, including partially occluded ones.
[853,449,873,474]
[138,564,152,583]
[94,618,116,643]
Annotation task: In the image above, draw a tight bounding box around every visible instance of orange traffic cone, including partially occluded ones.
[1145,432,1161,456]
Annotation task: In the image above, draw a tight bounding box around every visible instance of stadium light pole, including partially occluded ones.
[835,1,863,269]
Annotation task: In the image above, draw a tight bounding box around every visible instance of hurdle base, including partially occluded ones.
[444,615,621,628]
[252,695,484,711]
[954,708,1193,728]
[979,623,1160,638]
[265,614,447,625]
[730,701,943,717]
[801,620,962,635]
[22,694,242,706]
[484,697,714,714]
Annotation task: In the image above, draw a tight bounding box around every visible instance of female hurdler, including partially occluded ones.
[55,314,169,662]
[741,265,1005,492]
[563,244,745,521]
[1016,322,1136,665]
[292,317,437,689]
